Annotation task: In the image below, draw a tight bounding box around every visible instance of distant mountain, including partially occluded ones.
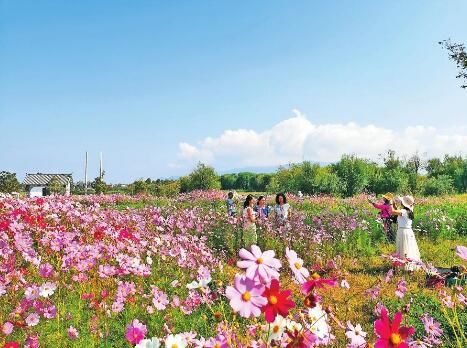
[218,161,331,175]
[218,166,279,175]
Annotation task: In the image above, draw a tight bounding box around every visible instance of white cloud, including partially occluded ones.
[176,110,467,169]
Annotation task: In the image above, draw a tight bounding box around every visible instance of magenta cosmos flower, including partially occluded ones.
[374,309,415,348]
[125,319,147,345]
[226,274,267,318]
[237,245,281,283]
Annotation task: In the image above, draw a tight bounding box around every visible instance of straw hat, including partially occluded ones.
[400,195,415,211]
[382,193,394,201]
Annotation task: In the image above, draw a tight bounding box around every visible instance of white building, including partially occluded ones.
[23,173,73,197]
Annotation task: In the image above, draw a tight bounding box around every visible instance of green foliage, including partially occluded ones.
[0,171,21,193]
[47,176,66,194]
[423,175,455,196]
[440,39,467,89]
[332,155,374,197]
[180,162,220,192]
[453,161,467,193]
[91,172,109,194]
[369,168,409,195]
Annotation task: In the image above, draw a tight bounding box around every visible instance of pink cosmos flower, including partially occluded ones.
[285,248,309,284]
[421,314,443,338]
[151,287,169,310]
[24,335,40,348]
[68,326,79,340]
[457,293,467,307]
[237,245,281,283]
[25,313,40,327]
[125,319,147,345]
[2,321,14,335]
[365,285,381,300]
[409,340,432,348]
[374,302,387,316]
[385,269,394,283]
[455,245,467,260]
[39,263,54,278]
[345,321,367,347]
[24,285,40,300]
[439,290,455,308]
[225,274,267,318]
[395,279,408,299]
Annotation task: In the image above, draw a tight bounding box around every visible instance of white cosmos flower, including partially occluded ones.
[136,337,161,348]
[306,304,331,339]
[39,282,57,298]
[186,277,211,290]
[285,318,303,332]
[164,334,187,348]
[263,315,287,342]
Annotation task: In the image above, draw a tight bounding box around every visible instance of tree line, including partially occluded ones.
[2,151,467,197]
[78,151,467,197]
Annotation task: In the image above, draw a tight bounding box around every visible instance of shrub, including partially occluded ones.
[423,175,455,196]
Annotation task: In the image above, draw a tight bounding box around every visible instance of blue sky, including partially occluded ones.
[1,1,466,183]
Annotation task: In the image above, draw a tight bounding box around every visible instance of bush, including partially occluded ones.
[180,163,221,192]
[0,171,21,193]
[423,175,455,196]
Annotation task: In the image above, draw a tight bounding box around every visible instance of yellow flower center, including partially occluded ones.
[171,344,178,348]
[273,325,280,333]
[294,262,302,269]
[390,333,402,345]
[214,344,221,348]
[269,295,278,305]
[311,272,320,280]
[242,291,251,301]
[256,258,264,264]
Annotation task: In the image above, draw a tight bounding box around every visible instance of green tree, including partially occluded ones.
[252,173,273,192]
[332,155,374,197]
[47,176,65,194]
[440,39,467,88]
[181,163,221,192]
[454,161,467,193]
[220,174,237,190]
[91,172,109,194]
[131,179,149,195]
[423,175,455,196]
[315,167,343,195]
[405,153,425,193]
[235,172,255,191]
[0,171,21,193]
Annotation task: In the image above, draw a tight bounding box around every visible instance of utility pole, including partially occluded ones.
[84,151,88,194]
[99,152,103,179]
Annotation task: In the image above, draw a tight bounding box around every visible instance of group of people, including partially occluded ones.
[369,193,421,270]
[226,192,292,247]
[227,190,422,271]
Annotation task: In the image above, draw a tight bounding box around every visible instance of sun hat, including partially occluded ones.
[382,193,394,201]
[400,195,415,211]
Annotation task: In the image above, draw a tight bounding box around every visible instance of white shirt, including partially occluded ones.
[397,210,412,229]
[274,203,290,221]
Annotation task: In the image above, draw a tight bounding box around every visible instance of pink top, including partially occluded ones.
[372,202,392,219]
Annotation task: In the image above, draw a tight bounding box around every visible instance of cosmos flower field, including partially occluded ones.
[0,192,466,347]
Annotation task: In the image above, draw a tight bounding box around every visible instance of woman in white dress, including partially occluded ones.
[391,195,421,270]
[242,194,257,247]
[273,193,291,222]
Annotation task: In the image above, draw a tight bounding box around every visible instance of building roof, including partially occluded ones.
[23,173,72,186]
